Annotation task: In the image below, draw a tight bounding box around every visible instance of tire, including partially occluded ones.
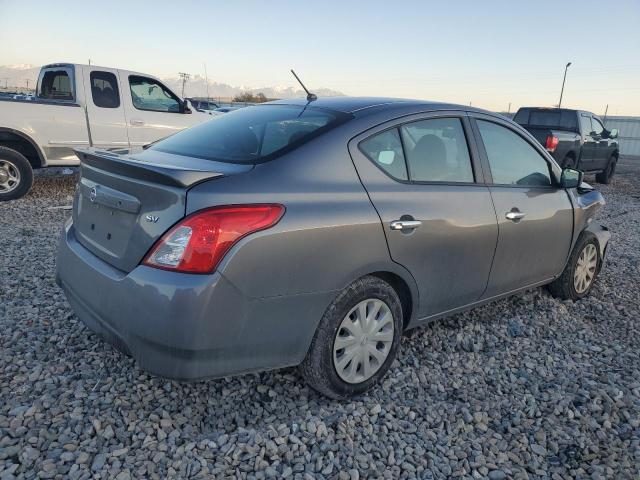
[300,276,403,399]
[0,146,34,201]
[547,232,601,301]
[595,155,617,184]
[561,154,576,169]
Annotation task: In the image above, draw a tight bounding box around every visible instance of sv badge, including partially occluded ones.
[145,214,159,223]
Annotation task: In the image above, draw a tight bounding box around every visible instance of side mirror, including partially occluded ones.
[608,128,619,139]
[181,99,192,114]
[561,168,583,188]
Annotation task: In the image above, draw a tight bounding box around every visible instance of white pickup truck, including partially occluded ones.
[0,63,210,200]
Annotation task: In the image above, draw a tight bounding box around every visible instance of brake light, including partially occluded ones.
[545,134,559,152]
[142,204,285,274]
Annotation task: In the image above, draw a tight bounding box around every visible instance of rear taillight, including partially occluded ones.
[545,134,559,152]
[142,204,285,274]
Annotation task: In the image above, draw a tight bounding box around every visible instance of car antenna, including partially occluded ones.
[291,69,317,102]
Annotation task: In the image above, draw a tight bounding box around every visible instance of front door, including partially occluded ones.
[122,74,201,148]
[471,116,574,297]
[590,116,610,170]
[82,66,129,150]
[349,113,498,318]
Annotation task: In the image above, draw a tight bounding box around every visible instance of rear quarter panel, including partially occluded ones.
[185,125,418,304]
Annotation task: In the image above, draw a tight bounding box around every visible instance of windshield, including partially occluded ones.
[514,109,578,131]
[150,104,351,163]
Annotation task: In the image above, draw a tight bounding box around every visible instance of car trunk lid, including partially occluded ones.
[73,148,253,272]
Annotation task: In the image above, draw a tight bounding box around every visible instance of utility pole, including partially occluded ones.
[508,102,511,114]
[88,59,91,66]
[204,63,210,100]
[178,72,190,98]
[25,79,30,92]
[603,104,609,122]
[558,62,572,108]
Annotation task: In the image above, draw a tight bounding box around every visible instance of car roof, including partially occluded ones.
[268,96,490,116]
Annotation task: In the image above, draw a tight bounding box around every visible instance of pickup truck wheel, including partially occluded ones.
[547,232,601,301]
[595,155,617,184]
[562,155,576,169]
[0,147,33,201]
[300,276,403,399]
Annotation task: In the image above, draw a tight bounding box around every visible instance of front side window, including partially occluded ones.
[477,120,551,187]
[129,76,180,112]
[37,67,74,100]
[90,71,120,108]
[151,104,349,163]
[591,117,604,135]
[359,128,408,180]
[580,114,593,134]
[400,118,474,182]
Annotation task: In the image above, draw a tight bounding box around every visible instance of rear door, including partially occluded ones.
[590,115,609,169]
[349,112,498,318]
[578,113,597,168]
[82,66,129,150]
[122,74,201,148]
[470,114,573,297]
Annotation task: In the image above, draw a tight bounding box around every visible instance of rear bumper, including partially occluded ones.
[56,220,333,380]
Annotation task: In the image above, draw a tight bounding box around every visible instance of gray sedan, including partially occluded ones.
[56,97,610,398]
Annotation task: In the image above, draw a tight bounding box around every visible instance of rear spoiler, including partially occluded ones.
[75,148,223,188]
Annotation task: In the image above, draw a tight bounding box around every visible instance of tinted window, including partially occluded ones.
[90,71,120,108]
[129,76,180,112]
[360,128,407,180]
[591,117,604,135]
[522,110,578,130]
[580,114,592,134]
[400,118,474,182]
[38,68,74,100]
[477,120,551,187]
[151,104,349,163]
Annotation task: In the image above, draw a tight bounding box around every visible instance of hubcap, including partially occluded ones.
[0,159,20,193]
[333,298,394,384]
[574,243,598,294]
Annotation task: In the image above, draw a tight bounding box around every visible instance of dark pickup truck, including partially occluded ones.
[514,107,619,184]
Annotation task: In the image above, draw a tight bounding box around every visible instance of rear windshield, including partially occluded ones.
[150,104,351,163]
[514,109,578,131]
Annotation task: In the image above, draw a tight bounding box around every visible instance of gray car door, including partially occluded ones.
[349,112,498,319]
[470,114,574,298]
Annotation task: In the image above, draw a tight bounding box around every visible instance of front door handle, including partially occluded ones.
[505,210,526,222]
[390,220,422,231]
[130,119,145,126]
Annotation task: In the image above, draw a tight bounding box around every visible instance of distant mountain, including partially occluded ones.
[0,64,343,99]
[161,74,343,100]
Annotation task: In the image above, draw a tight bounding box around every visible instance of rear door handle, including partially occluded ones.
[130,119,145,126]
[505,210,526,222]
[390,220,422,231]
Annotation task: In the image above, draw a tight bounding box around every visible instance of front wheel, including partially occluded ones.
[0,147,34,201]
[547,233,601,301]
[300,276,403,399]
[595,155,617,184]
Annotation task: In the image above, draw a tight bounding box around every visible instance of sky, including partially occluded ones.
[1,0,639,115]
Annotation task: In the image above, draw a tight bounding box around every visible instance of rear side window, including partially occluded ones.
[477,120,551,187]
[129,76,181,113]
[151,104,350,163]
[90,71,120,108]
[400,118,474,182]
[359,128,408,180]
[37,67,74,101]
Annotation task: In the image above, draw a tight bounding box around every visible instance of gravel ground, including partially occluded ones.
[1,163,639,479]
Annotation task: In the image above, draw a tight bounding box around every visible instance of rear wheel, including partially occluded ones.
[562,154,577,169]
[0,147,33,201]
[300,276,403,399]
[595,155,617,184]
[548,233,601,301]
